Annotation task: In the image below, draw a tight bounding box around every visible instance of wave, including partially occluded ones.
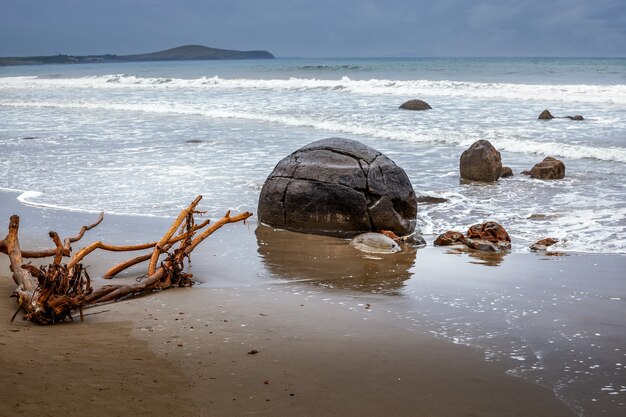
[2,74,626,104]
[3,99,625,163]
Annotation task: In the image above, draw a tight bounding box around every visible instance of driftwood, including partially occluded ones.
[0,196,252,324]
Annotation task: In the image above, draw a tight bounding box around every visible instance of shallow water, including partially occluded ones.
[0,190,624,416]
[1,57,626,253]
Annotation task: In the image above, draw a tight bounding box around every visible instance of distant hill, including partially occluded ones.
[0,45,275,66]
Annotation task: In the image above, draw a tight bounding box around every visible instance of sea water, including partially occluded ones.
[1,58,625,416]
[1,57,625,253]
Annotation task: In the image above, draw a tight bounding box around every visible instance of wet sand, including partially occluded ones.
[0,276,575,417]
[0,190,596,416]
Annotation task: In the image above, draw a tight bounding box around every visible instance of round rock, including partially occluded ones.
[530,156,565,179]
[257,138,417,237]
[459,140,502,182]
[399,99,432,110]
[350,233,401,254]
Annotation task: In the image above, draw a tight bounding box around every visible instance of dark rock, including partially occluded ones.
[529,156,565,180]
[257,138,417,237]
[464,239,498,252]
[538,110,554,120]
[566,115,584,121]
[521,170,531,176]
[500,166,513,178]
[186,139,204,143]
[434,231,466,246]
[416,196,448,204]
[530,237,559,251]
[459,140,502,182]
[399,99,432,111]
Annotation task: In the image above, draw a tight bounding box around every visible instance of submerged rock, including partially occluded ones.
[459,140,502,182]
[416,195,448,204]
[529,156,565,180]
[434,231,466,246]
[464,239,498,252]
[435,221,511,252]
[257,138,417,237]
[538,110,555,120]
[350,232,401,254]
[500,166,514,178]
[530,237,559,251]
[399,99,432,111]
[538,109,584,121]
[467,221,511,250]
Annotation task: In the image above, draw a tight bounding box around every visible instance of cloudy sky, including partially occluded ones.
[1,0,625,58]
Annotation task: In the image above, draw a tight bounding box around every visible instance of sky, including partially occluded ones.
[1,0,625,58]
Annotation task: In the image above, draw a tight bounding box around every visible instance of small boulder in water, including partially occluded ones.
[566,115,584,121]
[467,221,511,250]
[538,110,554,120]
[416,195,448,204]
[464,239,498,252]
[500,166,514,178]
[530,237,559,251]
[434,231,466,246]
[351,232,401,254]
[399,99,432,111]
[435,221,511,252]
[529,156,565,180]
[459,140,502,182]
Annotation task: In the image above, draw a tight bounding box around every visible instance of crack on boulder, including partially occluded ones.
[281,179,293,226]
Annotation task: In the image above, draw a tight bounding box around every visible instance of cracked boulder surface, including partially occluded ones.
[258,138,418,237]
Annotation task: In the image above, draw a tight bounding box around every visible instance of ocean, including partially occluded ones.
[1,57,625,416]
[1,57,625,253]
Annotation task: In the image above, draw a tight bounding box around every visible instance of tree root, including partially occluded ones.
[0,196,252,324]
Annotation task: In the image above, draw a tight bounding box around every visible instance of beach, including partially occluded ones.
[1,57,625,416]
[0,199,579,417]
[2,190,624,416]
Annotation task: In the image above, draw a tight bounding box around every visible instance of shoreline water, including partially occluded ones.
[1,190,624,416]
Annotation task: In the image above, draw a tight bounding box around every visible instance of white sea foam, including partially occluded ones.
[3,99,625,163]
[2,74,626,104]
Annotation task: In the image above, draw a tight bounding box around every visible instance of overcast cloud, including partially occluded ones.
[1,0,625,57]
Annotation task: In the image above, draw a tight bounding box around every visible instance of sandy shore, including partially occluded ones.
[0,190,603,416]
[0,276,575,417]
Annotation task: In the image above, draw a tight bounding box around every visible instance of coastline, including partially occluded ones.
[1,190,623,416]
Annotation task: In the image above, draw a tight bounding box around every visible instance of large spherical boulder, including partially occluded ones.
[258,138,417,237]
[459,140,502,182]
[399,99,432,110]
[529,156,565,179]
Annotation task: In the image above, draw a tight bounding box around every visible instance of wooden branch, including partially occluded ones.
[101,253,153,279]
[0,212,104,259]
[63,212,104,252]
[1,196,253,324]
[186,210,253,255]
[5,216,35,292]
[49,232,64,265]
[98,219,210,279]
[148,195,202,276]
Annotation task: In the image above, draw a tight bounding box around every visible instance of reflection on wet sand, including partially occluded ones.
[255,225,418,295]
[445,246,508,267]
